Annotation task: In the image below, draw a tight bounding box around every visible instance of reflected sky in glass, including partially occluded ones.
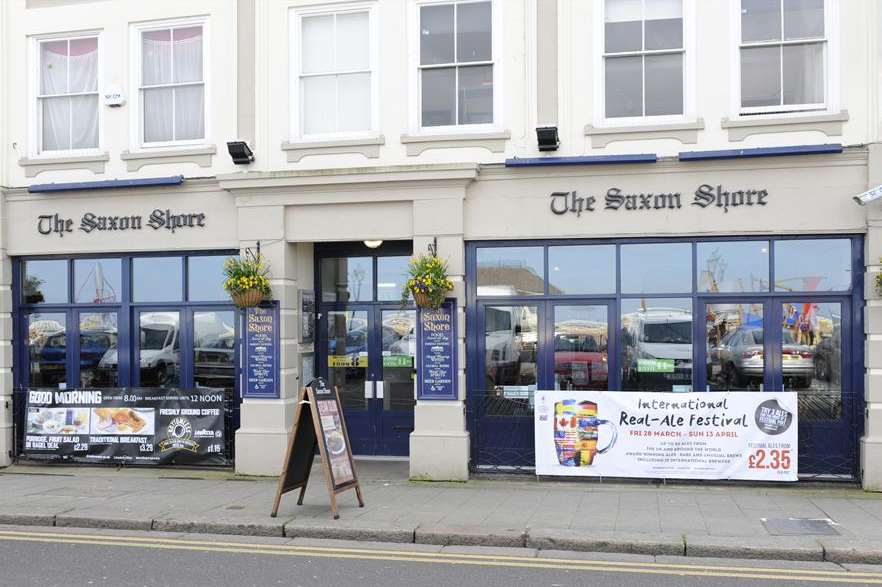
[23,260,67,304]
[775,239,851,292]
[548,245,615,294]
[74,258,122,303]
[188,256,228,302]
[133,257,183,302]
[477,246,544,296]
[621,243,691,294]
[697,241,769,293]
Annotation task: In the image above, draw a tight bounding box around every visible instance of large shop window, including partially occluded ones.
[472,237,857,409]
[137,22,206,145]
[603,0,685,119]
[419,1,494,127]
[37,35,100,153]
[294,7,374,136]
[739,0,828,113]
[19,254,234,392]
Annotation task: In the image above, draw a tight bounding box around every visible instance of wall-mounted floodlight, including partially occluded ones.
[227,141,254,165]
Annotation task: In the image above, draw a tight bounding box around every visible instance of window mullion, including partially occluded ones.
[170,29,176,140]
[779,44,784,106]
[453,3,459,125]
[67,96,73,150]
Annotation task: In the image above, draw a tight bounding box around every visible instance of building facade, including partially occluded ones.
[1,0,882,489]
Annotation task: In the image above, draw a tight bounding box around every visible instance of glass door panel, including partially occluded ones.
[380,310,416,412]
[483,305,539,416]
[27,312,67,387]
[78,311,119,387]
[705,302,765,391]
[553,305,608,391]
[780,302,842,418]
[193,310,236,391]
[138,311,180,387]
[621,298,693,392]
[327,310,369,413]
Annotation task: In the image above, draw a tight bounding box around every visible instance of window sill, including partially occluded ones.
[18,152,109,178]
[400,130,511,156]
[281,135,385,163]
[120,145,217,171]
[584,120,704,148]
[721,110,848,141]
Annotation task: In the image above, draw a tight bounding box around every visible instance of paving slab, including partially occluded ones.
[818,537,882,564]
[684,534,824,561]
[415,524,526,548]
[527,527,685,556]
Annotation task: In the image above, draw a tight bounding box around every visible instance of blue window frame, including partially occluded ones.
[13,251,239,391]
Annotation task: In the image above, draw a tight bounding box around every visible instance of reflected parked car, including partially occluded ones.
[623,307,693,389]
[711,327,813,389]
[194,331,235,388]
[554,333,608,390]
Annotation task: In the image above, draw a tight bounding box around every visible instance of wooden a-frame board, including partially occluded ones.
[271,379,364,519]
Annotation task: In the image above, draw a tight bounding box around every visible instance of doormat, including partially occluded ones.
[761,517,839,536]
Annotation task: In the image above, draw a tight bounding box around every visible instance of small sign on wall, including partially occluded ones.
[243,303,280,399]
[417,299,458,401]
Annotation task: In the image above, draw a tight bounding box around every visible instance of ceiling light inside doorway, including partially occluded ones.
[364,240,383,249]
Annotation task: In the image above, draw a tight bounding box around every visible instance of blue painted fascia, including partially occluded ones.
[504,154,657,167]
[29,175,185,193]
[678,144,842,162]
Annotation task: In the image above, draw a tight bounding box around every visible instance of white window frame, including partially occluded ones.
[730,0,839,117]
[289,2,379,141]
[29,30,103,158]
[593,0,695,127]
[129,16,210,150]
[408,0,503,135]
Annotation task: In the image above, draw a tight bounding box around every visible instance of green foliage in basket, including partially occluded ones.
[402,252,454,308]
[223,253,272,296]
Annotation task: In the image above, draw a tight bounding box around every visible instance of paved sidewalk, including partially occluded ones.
[2,460,882,563]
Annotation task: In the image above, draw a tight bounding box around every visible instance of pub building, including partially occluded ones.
[1,0,881,491]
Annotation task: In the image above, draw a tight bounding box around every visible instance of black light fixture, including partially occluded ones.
[536,126,559,151]
[227,141,254,164]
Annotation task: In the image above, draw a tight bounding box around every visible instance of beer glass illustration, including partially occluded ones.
[554,400,617,467]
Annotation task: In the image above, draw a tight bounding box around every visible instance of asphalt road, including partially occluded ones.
[0,527,881,587]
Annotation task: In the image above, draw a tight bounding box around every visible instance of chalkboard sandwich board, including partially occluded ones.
[271,378,364,519]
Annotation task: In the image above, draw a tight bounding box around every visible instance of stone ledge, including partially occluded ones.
[400,130,510,156]
[281,136,385,162]
[721,110,849,141]
[584,119,704,147]
[415,525,526,547]
[120,145,216,171]
[527,527,685,556]
[18,153,109,178]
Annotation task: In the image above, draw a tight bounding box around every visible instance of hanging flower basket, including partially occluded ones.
[403,252,453,310]
[224,253,272,308]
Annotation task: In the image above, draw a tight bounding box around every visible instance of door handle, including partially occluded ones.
[376,380,384,399]
[364,380,374,399]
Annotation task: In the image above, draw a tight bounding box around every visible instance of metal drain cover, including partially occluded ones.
[761,517,839,536]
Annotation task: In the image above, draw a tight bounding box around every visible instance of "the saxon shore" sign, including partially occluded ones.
[37,209,207,237]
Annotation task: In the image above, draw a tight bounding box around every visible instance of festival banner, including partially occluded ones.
[535,391,797,481]
[23,388,227,465]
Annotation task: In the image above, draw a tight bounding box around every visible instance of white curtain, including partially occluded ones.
[173,27,204,139]
[40,38,97,151]
[783,43,824,105]
[141,27,203,142]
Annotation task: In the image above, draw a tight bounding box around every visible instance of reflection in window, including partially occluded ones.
[621,298,692,391]
[133,257,183,302]
[477,247,544,296]
[381,309,416,411]
[620,243,691,294]
[80,312,118,387]
[320,257,373,302]
[23,260,68,304]
[377,256,412,302]
[28,313,67,387]
[74,259,122,304]
[775,239,851,292]
[188,256,228,301]
[705,303,764,391]
[194,311,235,391]
[548,245,615,294]
[697,241,770,293]
[554,306,608,391]
[327,310,368,412]
[483,305,539,415]
[782,302,842,421]
[139,311,180,387]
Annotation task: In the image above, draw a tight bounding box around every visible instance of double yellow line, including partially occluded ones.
[0,529,879,584]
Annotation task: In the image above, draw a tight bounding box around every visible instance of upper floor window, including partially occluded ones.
[137,21,205,146]
[739,0,827,113]
[294,7,374,137]
[418,0,494,128]
[603,0,684,119]
[37,35,99,153]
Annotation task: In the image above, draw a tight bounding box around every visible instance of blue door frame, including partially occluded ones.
[315,242,415,457]
[466,236,865,477]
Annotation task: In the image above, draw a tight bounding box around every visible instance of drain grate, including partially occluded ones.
[761,517,839,536]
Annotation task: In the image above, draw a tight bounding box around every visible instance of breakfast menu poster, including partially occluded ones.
[23,388,227,466]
